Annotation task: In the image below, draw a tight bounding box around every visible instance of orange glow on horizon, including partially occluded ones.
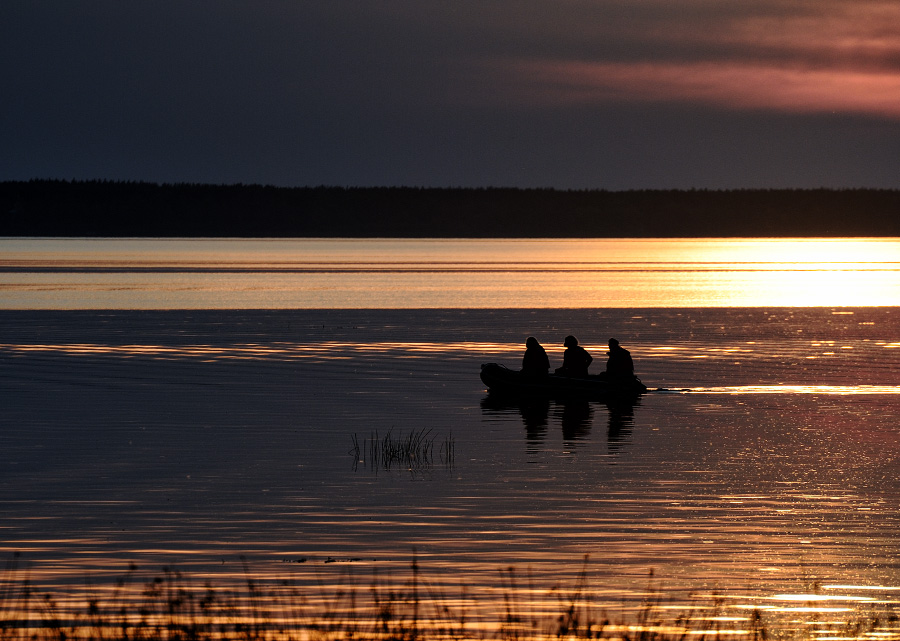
[2,238,898,308]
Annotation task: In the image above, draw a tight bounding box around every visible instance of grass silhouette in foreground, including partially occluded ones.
[1,554,897,641]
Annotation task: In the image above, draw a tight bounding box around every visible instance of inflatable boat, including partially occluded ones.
[480,362,648,399]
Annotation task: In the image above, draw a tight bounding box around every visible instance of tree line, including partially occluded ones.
[2,180,899,237]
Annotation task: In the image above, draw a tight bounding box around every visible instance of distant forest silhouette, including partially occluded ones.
[2,180,900,237]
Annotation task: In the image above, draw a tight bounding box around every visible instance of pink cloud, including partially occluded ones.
[640,1,900,66]
[489,59,900,119]
[452,1,900,119]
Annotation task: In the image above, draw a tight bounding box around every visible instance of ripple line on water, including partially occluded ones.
[680,385,900,395]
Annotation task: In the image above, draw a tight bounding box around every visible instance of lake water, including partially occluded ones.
[2,238,900,637]
[2,237,899,308]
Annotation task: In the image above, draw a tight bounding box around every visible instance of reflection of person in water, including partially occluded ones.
[520,397,551,451]
[479,394,550,454]
[606,398,636,450]
[521,336,550,377]
[560,399,593,440]
[605,338,634,380]
[555,335,593,377]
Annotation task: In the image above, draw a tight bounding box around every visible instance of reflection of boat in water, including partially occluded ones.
[481,393,552,444]
[480,362,648,400]
[480,391,639,448]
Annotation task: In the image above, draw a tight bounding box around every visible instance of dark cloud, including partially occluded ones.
[1,1,898,188]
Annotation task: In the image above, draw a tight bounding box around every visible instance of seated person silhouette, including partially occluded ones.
[521,336,550,377]
[554,335,593,377]
[605,338,635,380]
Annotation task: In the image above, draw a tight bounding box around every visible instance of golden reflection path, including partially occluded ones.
[1,237,899,308]
[1,338,898,359]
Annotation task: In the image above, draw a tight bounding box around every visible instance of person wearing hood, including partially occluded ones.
[605,338,635,380]
[521,336,550,377]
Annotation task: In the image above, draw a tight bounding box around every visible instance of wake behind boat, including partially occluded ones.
[480,362,648,399]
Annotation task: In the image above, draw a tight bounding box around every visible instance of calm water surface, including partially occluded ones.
[1,238,900,635]
[2,237,899,307]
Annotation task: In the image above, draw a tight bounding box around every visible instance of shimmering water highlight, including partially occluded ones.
[2,237,899,308]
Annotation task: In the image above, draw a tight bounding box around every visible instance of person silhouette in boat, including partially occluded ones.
[521,336,550,377]
[555,335,593,377]
[604,338,635,381]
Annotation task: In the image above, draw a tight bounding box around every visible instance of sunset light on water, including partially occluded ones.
[3,240,900,638]
[1,238,898,308]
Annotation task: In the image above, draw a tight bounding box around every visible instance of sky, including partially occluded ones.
[3,1,900,190]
